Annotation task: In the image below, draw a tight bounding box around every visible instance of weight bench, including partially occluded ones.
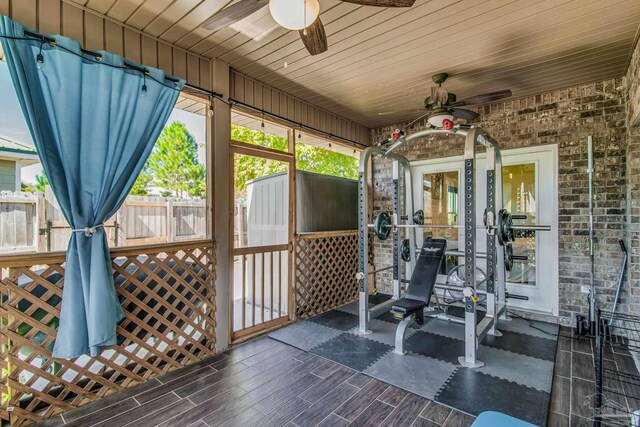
[391,238,447,355]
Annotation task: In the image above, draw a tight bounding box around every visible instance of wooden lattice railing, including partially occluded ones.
[0,240,216,426]
[294,231,359,319]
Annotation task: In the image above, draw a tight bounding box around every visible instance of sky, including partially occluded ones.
[0,61,207,185]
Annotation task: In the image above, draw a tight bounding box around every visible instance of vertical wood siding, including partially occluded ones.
[1,0,211,90]
[230,69,370,146]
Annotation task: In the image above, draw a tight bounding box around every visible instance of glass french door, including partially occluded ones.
[421,167,463,275]
[230,142,294,341]
[413,145,558,316]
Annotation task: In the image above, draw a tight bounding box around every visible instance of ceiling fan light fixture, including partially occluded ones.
[269,0,320,30]
[427,113,454,128]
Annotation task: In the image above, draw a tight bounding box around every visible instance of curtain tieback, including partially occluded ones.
[71,224,104,237]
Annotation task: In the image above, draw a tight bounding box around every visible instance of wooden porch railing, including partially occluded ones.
[0,240,216,426]
[294,231,359,319]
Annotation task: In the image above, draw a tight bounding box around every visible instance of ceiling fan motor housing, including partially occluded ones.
[424,93,457,108]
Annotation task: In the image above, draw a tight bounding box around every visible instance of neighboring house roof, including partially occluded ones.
[0,134,39,165]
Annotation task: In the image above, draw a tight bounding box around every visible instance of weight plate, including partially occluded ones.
[413,210,424,226]
[504,243,513,271]
[401,239,411,262]
[374,211,392,241]
[497,209,512,246]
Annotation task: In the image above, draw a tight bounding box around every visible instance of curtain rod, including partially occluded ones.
[183,83,224,100]
[21,30,224,99]
[229,98,368,149]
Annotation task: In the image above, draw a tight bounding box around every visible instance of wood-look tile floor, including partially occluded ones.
[38,337,476,427]
[547,326,640,426]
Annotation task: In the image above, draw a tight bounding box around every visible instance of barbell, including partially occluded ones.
[372,210,550,246]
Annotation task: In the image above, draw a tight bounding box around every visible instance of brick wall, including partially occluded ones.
[626,38,640,317]
[370,77,629,326]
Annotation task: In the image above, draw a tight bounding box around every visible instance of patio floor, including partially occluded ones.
[34,314,638,427]
[36,336,475,427]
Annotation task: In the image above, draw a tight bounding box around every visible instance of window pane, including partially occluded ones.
[1,60,210,253]
[423,171,459,273]
[231,111,290,152]
[296,132,359,180]
[503,163,536,286]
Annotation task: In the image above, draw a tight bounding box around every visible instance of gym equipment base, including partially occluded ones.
[458,356,486,368]
[270,300,559,427]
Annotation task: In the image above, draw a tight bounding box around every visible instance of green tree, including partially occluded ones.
[130,167,152,196]
[21,181,35,192]
[145,121,206,198]
[295,143,358,180]
[34,174,49,193]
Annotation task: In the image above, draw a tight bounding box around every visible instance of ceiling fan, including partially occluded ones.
[200,0,416,56]
[420,72,512,128]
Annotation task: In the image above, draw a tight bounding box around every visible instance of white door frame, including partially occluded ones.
[411,144,559,317]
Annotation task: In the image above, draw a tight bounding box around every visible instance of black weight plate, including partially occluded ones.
[497,209,512,246]
[374,211,392,241]
[413,210,424,226]
[401,239,411,262]
[504,244,513,271]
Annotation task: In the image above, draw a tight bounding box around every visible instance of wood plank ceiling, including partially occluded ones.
[67,0,640,128]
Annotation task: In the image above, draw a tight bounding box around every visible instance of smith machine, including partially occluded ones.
[356,126,551,368]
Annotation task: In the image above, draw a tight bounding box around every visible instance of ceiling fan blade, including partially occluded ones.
[457,89,512,106]
[451,108,480,121]
[299,18,328,56]
[377,109,421,115]
[340,0,416,6]
[201,0,268,31]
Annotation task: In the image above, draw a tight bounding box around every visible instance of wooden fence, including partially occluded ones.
[0,191,207,253]
[0,240,216,426]
[0,192,43,254]
[294,231,360,319]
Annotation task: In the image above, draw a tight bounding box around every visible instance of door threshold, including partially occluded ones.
[231,316,293,345]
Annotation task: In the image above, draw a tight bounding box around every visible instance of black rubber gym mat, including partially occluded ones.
[310,332,393,372]
[435,368,551,426]
[446,305,486,323]
[269,300,558,424]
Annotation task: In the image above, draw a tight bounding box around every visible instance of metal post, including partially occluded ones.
[459,128,484,368]
[358,162,371,334]
[394,316,413,355]
[494,148,508,322]
[485,146,500,336]
[587,136,596,333]
[402,158,417,275]
[392,161,401,299]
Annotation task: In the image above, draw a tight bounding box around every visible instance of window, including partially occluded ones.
[423,170,460,273]
[230,111,360,179]
[231,111,290,152]
[295,132,359,180]
[503,162,537,286]
[0,60,211,254]
[231,111,360,235]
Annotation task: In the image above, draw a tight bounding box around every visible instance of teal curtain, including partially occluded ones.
[0,16,184,358]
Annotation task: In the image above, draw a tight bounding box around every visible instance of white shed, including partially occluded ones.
[246,171,289,246]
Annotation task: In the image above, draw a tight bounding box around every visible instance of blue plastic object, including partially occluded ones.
[471,411,539,427]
